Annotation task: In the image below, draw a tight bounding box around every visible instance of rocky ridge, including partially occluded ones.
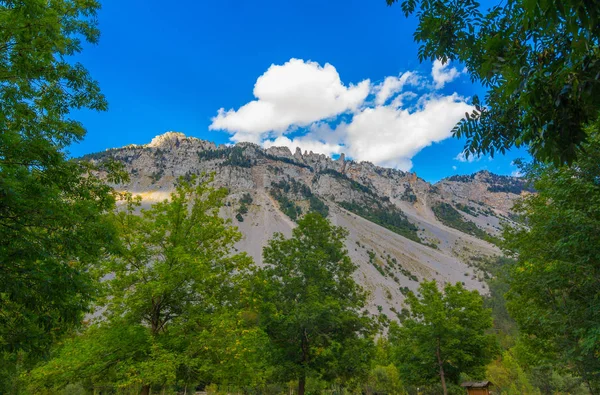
[86,132,531,318]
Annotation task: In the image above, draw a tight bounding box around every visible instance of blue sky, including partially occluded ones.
[70,0,528,182]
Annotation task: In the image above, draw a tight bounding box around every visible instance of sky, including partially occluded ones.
[70,0,528,183]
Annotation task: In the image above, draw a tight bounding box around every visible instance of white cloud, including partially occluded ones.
[209,59,370,142]
[210,58,473,171]
[454,151,483,163]
[431,59,462,89]
[389,91,418,109]
[452,165,457,171]
[373,72,417,105]
[344,94,472,170]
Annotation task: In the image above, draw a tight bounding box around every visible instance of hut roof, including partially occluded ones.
[461,381,493,388]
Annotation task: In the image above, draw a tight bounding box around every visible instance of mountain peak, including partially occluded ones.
[147,131,188,148]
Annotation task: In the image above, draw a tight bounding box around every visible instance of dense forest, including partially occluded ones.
[1,0,599,394]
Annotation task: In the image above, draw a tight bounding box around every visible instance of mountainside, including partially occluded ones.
[86,132,531,318]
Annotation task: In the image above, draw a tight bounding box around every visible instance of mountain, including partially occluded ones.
[85,132,531,318]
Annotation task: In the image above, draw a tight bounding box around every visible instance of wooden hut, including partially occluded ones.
[461,381,493,395]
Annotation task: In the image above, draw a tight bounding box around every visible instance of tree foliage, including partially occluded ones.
[27,176,265,393]
[504,123,600,393]
[0,0,125,387]
[257,213,375,395]
[390,281,498,395]
[387,0,600,164]
[486,350,540,395]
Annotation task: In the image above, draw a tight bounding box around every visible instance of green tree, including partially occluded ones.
[486,350,540,395]
[504,123,600,393]
[386,0,600,164]
[258,213,375,395]
[362,339,407,395]
[27,176,264,394]
[0,0,124,389]
[390,281,498,395]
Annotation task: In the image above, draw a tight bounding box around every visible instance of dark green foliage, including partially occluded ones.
[197,148,229,161]
[271,178,312,197]
[270,178,329,220]
[446,174,475,183]
[386,0,600,164]
[225,147,253,168]
[339,201,421,244]
[235,193,253,222]
[389,281,498,395]
[472,256,519,349]
[27,177,262,392]
[240,193,253,205]
[400,185,417,203]
[270,188,303,220]
[432,202,496,243]
[236,202,248,222]
[507,211,526,224]
[504,124,600,392]
[258,214,375,394]
[150,168,165,183]
[197,146,253,168]
[318,169,376,196]
[455,203,478,217]
[487,184,526,194]
[261,152,313,170]
[0,0,126,388]
[269,154,312,170]
[308,195,329,218]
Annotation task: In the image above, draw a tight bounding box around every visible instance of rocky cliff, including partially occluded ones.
[85,132,530,318]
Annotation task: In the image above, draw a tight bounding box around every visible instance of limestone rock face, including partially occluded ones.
[266,146,293,158]
[86,132,529,317]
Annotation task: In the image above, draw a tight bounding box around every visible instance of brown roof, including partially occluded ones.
[461,381,493,388]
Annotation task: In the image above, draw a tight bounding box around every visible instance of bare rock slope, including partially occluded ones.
[86,132,531,317]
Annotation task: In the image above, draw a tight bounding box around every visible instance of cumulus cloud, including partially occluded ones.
[210,58,471,171]
[209,58,370,142]
[344,94,472,170]
[431,59,462,89]
[373,72,417,105]
[454,151,483,163]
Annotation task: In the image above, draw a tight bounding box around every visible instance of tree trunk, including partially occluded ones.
[141,384,150,395]
[583,375,596,395]
[298,327,309,395]
[298,372,306,395]
[436,338,447,395]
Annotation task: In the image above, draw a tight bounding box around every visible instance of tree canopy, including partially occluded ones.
[0,0,123,388]
[26,176,266,394]
[390,281,498,395]
[386,0,600,164]
[258,213,375,395]
[504,122,600,393]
